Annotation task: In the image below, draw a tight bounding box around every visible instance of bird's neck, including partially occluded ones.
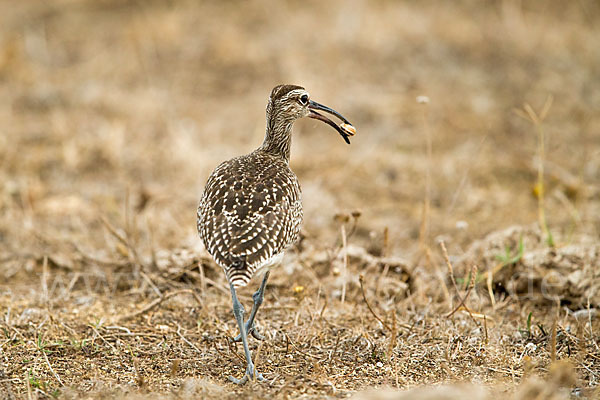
[259,110,293,162]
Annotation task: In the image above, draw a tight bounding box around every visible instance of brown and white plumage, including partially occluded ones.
[197,150,302,288]
[196,84,354,384]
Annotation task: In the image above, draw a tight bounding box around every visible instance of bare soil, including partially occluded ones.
[1,1,599,398]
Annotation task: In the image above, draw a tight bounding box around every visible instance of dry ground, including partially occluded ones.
[1,0,599,398]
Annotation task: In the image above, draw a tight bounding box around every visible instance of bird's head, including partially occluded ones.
[267,84,356,144]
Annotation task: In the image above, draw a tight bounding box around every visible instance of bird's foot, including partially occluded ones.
[232,324,264,342]
[229,364,264,385]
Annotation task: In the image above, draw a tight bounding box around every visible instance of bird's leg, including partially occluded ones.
[233,271,270,342]
[229,283,264,384]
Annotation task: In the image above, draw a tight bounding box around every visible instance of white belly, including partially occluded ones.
[253,252,284,281]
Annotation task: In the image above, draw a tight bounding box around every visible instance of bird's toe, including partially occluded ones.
[249,326,265,341]
[228,374,249,385]
[247,365,264,382]
[228,366,264,385]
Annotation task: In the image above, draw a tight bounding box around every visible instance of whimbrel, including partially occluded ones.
[197,85,355,384]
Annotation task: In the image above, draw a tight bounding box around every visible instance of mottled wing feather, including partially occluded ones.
[197,151,302,287]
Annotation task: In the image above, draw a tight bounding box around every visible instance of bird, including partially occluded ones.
[197,84,355,384]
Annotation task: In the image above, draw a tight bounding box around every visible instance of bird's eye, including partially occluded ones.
[299,94,309,105]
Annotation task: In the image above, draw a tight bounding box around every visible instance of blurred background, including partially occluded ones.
[1,0,599,261]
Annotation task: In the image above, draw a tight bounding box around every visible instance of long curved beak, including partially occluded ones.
[308,100,356,144]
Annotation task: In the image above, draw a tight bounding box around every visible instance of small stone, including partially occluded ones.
[525,342,537,352]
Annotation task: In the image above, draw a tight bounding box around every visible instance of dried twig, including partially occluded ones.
[340,223,348,304]
[387,309,397,362]
[128,345,145,388]
[26,370,33,400]
[253,338,265,381]
[41,256,49,304]
[551,316,557,362]
[516,96,555,246]
[226,337,245,362]
[418,98,432,259]
[31,340,64,387]
[484,314,488,344]
[89,324,117,353]
[100,215,142,265]
[359,274,390,331]
[440,241,459,295]
[283,332,321,360]
[382,226,389,257]
[43,349,64,386]
[319,295,328,319]
[65,272,81,297]
[327,332,341,369]
[198,261,207,294]
[588,297,599,352]
[140,271,162,297]
[105,325,132,335]
[176,323,202,354]
[70,241,129,267]
[486,268,495,309]
[446,265,478,322]
[440,242,480,326]
[118,289,198,322]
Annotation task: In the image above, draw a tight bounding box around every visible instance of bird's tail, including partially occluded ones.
[226,255,252,288]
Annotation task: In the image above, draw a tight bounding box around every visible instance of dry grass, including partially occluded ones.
[1,0,599,398]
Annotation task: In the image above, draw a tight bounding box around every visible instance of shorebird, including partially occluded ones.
[197,84,355,384]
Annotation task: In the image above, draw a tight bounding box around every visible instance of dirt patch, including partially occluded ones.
[457,225,600,308]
